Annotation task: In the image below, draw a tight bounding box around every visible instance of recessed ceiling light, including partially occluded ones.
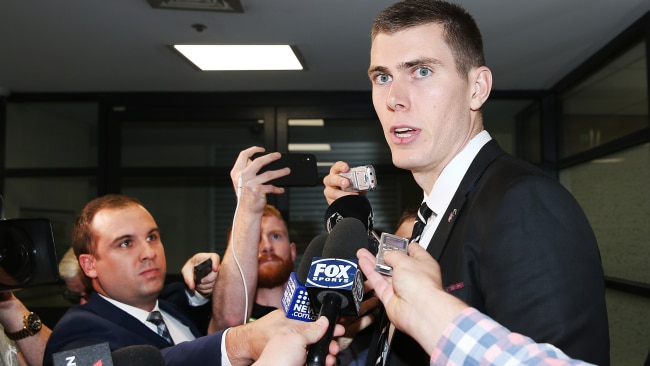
[174,45,303,71]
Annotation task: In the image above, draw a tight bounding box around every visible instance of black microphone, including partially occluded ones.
[52,342,113,366]
[112,345,165,366]
[281,233,328,321]
[324,195,374,234]
[324,195,379,256]
[305,217,369,366]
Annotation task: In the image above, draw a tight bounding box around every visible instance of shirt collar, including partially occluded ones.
[419,131,491,249]
[424,130,492,214]
[98,293,161,324]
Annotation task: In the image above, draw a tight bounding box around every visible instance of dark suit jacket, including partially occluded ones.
[43,292,224,366]
[381,140,610,365]
[159,281,212,335]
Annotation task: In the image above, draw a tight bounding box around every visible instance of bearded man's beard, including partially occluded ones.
[257,254,294,289]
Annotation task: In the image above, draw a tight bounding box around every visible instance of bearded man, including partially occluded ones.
[210,147,298,331]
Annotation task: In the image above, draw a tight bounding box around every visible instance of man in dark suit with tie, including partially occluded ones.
[43,194,308,366]
[323,0,609,365]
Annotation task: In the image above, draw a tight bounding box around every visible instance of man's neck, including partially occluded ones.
[254,285,286,309]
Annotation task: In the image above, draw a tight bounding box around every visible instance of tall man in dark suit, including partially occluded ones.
[43,194,313,366]
[323,1,609,365]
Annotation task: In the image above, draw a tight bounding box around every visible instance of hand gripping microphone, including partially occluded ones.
[305,217,368,366]
[281,233,328,321]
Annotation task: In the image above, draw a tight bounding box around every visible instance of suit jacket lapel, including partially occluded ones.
[86,292,172,348]
[159,299,203,338]
[426,140,505,260]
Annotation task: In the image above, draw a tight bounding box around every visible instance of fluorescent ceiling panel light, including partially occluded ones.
[174,45,303,71]
[288,143,331,151]
[288,119,324,127]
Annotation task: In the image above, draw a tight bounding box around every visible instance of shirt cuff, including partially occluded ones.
[185,289,210,306]
[221,328,233,366]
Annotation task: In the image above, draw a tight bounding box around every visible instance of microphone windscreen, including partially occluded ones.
[298,233,328,283]
[112,345,165,366]
[324,195,373,233]
[322,217,369,259]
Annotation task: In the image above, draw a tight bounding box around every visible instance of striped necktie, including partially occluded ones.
[410,202,433,243]
[147,310,174,344]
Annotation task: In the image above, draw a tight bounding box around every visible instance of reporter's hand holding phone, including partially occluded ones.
[231,147,289,206]
[181,253,220,297]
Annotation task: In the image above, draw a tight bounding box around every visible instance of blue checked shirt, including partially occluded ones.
[431,308,594,365]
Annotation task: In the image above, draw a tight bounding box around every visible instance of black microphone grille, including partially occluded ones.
[297,233,328,283]
[111,345,165,366]
[322,217,368,259]
[324,195,373,233]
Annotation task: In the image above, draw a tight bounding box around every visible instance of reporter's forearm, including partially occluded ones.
[0,294,52,366]
[224,325,256,366]
[210,206,261,331]
[210,248,257,331]
[15,326,51,366]
[410,292,468,356]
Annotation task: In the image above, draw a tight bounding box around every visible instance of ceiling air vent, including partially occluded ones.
[147,0,243,13]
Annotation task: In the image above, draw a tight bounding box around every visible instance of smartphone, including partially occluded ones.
[193,258,213,285]
[251,152,319,187]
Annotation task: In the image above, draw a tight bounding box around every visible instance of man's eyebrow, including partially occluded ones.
[399,57,442,70]
[111,234,133,245]
[368,57,443,77]
[368,65,389,77]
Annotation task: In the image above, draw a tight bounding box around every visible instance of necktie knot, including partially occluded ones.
[410,203,433,243]
[147,310,174,344]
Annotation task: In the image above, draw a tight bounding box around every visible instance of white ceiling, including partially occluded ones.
[0,0,649,95]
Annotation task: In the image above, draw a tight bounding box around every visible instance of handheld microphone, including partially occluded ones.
[281,233,328,321]
[324,195,379,256]
[52,342,113,366]
[52,342,165,366]
[305,217,369,366]
[111,345,165,366]
[324,195,374,234]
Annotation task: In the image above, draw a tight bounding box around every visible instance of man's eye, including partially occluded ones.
[376,74,391,84]
[415,67,431,78]
[119,241,131,247]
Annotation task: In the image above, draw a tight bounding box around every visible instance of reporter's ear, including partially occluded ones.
[78,254,98,279]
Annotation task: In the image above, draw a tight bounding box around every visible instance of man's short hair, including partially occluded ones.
[71,194,143,258]
[262,204,287,228]
[371,0,485,78]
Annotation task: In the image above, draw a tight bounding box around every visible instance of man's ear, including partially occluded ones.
[470,66,492,111]
[78,254,98,279]
[290,242,297,261]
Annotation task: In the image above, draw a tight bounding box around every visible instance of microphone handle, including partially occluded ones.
[306,293,342,366]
